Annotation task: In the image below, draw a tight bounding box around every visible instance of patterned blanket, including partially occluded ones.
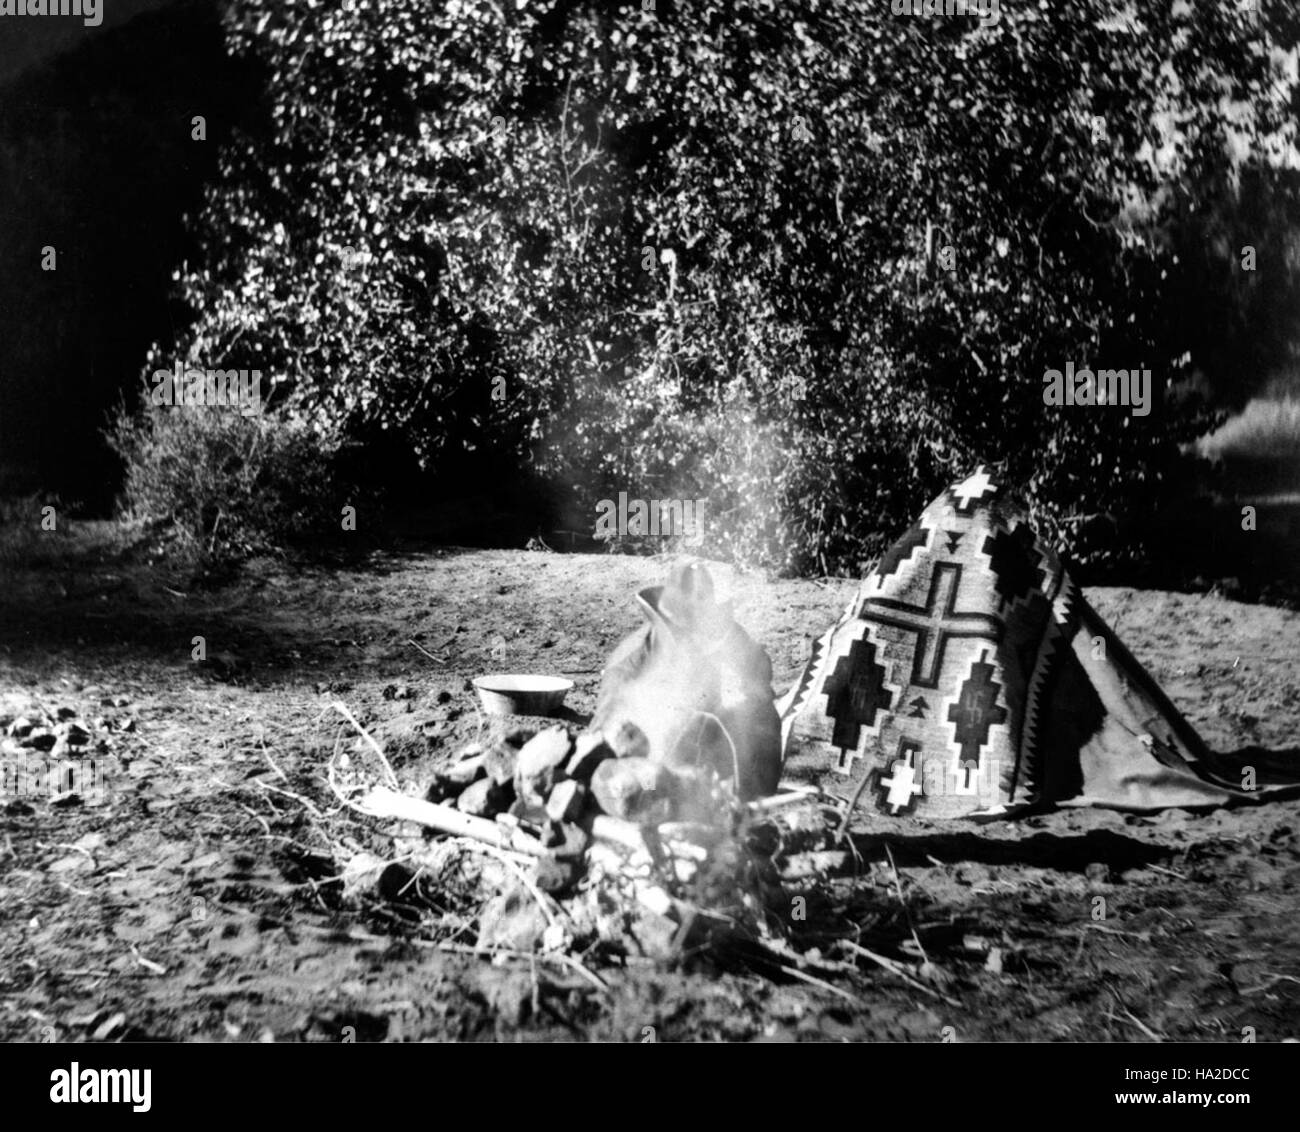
[778,467,1297,818]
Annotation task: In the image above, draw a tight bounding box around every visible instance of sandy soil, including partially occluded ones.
[1,540,1298,1042]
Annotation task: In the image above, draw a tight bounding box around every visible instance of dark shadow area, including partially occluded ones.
[0,0,263,512]
[1212,744,1300,782]
[0,589,306,679]
[1200,745,1300,802]
[1131,492,1300,600]
[847,828,1170,874]
[0,527,597,683]
[549,704,594,727]
[377,459,567,553]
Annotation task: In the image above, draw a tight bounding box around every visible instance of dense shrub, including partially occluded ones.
[108,401,340,568]
[143,0,1300,574]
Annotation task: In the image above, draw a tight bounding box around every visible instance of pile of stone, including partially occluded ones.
[421,721,732,896]
[0,701,130,808]
[330,707,808,961]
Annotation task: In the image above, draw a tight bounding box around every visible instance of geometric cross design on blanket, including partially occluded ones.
[859,562,1003,689]
[821,635,893,754]
[877,738,926,815]
[777,464,1299,818]
[946,649,1008,769]
[982,522,1045,607]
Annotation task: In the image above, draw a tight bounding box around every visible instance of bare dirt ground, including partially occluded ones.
[1,534,1298,1042]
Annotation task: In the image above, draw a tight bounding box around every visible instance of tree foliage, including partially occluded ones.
[139,0,1300,573]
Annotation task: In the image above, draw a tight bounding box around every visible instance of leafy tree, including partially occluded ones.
[132,0,1300,573]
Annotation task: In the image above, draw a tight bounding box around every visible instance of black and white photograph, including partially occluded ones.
[1,0,1298,1079]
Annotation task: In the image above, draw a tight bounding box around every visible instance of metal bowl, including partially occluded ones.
[472,674,574,717]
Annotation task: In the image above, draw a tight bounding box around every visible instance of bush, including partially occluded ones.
[153,1,1300,574]
[108,401,341,569]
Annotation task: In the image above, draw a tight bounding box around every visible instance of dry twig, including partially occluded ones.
[840,940,960,1007]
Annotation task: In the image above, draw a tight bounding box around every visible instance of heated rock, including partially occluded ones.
[508,797,549,825]
[541,820,590,860]
[515,727,572,802]
[605,720,650,761]
[545,779,587,823]
[425,752,486,801]
[567,731,614,780]
[535,855,582,896]
[483,743,518,786]
[590,757,676,824]
[455,776,514,818]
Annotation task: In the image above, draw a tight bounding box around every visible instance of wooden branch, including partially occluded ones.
[357,786,547,856]
[357,789,708,866]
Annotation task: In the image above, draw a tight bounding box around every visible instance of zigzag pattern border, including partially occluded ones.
[1012,571,1081,804]
[777,620,838,752]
